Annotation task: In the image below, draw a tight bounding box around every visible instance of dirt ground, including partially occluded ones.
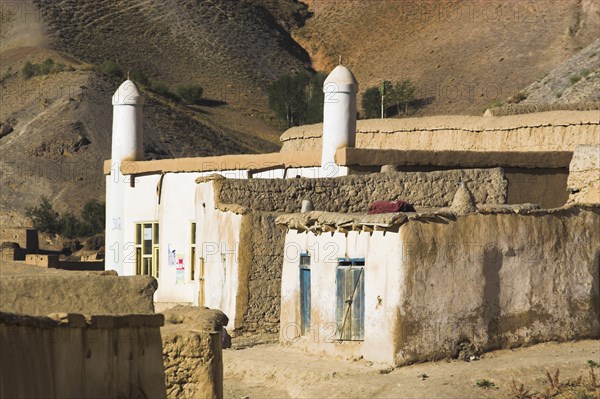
[224,339,599,399]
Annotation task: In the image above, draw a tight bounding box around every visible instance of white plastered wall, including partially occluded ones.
[280,229,403,365]
[155,172,204,303]
[120,174,161,277]
[195,180,244,329]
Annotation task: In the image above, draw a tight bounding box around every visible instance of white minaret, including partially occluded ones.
[321,64,358,176]
[106,80,144,275]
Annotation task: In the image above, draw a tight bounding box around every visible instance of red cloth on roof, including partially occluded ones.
[368,200,416,214]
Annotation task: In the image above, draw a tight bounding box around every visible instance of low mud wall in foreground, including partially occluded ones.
[0,312,166,398]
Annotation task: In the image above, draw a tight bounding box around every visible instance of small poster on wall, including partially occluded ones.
[168,244,176,266]
[175,254,185,285]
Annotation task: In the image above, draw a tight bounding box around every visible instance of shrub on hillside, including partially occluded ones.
[150,81,181,102]
[177,84,204,104]
[96,60,123,78]
[130,69,150,86]
[22,59,68,80]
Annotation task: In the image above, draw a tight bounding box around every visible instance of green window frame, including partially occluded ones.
[135,222,159,278]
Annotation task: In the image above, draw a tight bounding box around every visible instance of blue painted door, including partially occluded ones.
[300,267,311,336]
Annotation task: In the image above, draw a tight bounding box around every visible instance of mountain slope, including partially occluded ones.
[1,0,309,227]
[295,0,600,116]
[32,0,313,110]
[0,46,279,226]
[521,38,600,105]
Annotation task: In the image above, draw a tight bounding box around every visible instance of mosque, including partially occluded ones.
[105,65,599,365]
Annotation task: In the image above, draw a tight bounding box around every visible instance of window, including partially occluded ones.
[336,258,365,341]
[135,222,159,278]
[299,253,311,336]
[190,222,196,281]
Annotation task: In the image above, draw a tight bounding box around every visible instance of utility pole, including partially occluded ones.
[381,81,387,119]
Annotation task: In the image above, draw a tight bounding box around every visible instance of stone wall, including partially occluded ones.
[280,111,599,153]
[0,312,166,398]
[567,144,600,204]
[162,306,228,399]
[238,212,285,333]
[396,205,600,365]
[0,263,156,315]
[216,168,507,212]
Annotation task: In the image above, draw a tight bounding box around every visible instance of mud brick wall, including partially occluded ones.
[0,270,156,316]
[0,312,165,398]
[217,168,507,212]
[280,111,600,153]
[238,212,285,333]
[162,307,228,399]
[396,206,600,364]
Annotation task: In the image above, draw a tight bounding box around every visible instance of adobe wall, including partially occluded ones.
[162,306,228,399]
[216,168,507,212]
[280,111,599,153]
[504,168,569,208]
[0,312,166,398]
[238,212,285,333]
[395,205,600,365]
[0,262,156,315]
[567,144,600,204]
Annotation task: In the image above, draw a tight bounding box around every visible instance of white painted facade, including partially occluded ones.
[194,180,244,327]
[280,229,405,365]
[105,65,358,310]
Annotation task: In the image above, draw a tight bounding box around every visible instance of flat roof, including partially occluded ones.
[276,204,598,233]
[103,151,322,175]
[104,148,573,176]
[280,110,600,142]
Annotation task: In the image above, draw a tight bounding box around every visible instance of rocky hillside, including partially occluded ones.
[31,0,313,110]
[1,0,308,226]
[295,0,600,116]
[0,46,279,226]
[520,38,600,105]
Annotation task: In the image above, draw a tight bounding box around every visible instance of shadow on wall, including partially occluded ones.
[482,245,502,350]
[593,249,600,334]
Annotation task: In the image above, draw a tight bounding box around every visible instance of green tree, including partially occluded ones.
[361,86,381,119]
[21,58,68,80]
[389,80,416,115]
[25,198,105,238]
[304,73,326,124]
[59,212,81,239]
[80,200,105,236]
[22,61,38,79]
[96,60,123,78]
[268,72,325,127]
[25,197,62,234]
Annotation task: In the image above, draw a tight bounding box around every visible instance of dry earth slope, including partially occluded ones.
[32,0,313,110]
[1,0,312,226]
[295,0,600,116]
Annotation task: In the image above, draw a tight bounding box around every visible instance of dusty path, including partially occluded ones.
[224,340,599,399]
